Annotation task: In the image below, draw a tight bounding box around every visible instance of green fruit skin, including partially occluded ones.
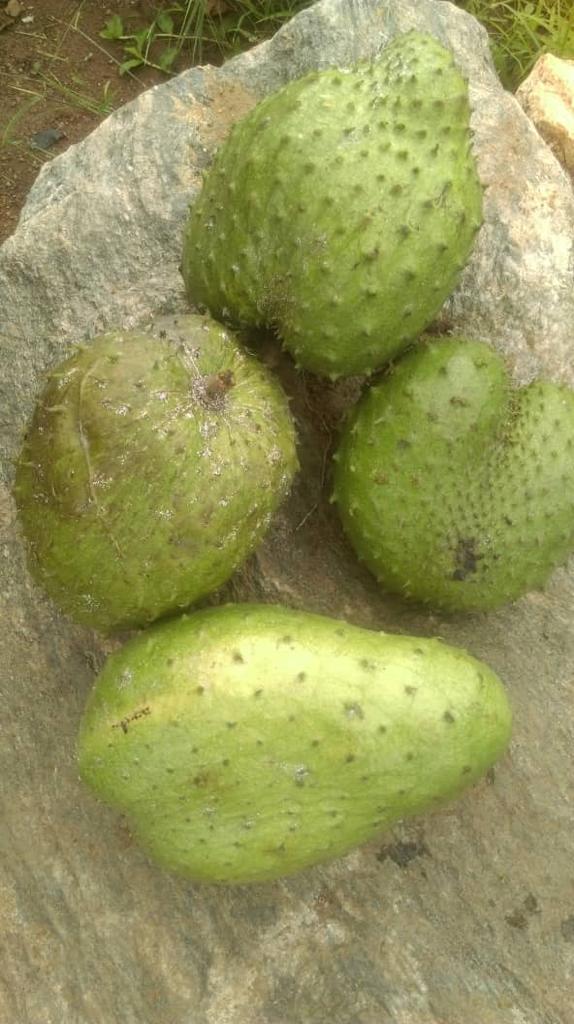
[334,337,574,611]
[181,31,483,378]
[78,603,511,884]
[13,315,297,632]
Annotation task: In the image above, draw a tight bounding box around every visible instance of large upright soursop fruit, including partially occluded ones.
[78,603,511,884]
[182,30,483,378]
[333,337,574,612]
[13,315,297,632]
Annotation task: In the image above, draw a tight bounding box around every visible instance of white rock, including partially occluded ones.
[516,54,574,180]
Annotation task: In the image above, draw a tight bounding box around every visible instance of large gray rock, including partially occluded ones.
[1,1,573,1021]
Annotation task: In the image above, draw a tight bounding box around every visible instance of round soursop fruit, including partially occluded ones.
[333,337,574,612]
[181,30,483,378]
[13,315,297,632]
[78,603,511,884]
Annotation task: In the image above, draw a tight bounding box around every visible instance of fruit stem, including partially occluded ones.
[204,370,235,399]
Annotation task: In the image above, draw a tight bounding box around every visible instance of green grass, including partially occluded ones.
[456,0,574,90]
[100,1,313,74]
[4,0,572,168]
[100,0,573,88]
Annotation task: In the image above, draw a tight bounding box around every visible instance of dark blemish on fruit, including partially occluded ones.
[443,710,456,724]
[404,685,417,696]
[280,635,293,644]
[345,754,356,764]
[452,536,481,581]
[378,725,387,734]
[359,658,375,671]
[344,701,365,718]
[461,765,472,775]
[196,685,205,695]
[406,752,414,762]
[112,705,151,734]
[560,916,574,941]
[193,773,210,787]
[295,671,307,683]
[311,739,320,747]
[253,689,263,698]
[226,721,237,729]
[222,758,230,767]
[232,651,244,663]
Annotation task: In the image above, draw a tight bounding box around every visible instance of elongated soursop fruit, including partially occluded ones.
[181,31,483,378]
[333,337,574,612]
[13,315,297,632]
[78,603,511,884]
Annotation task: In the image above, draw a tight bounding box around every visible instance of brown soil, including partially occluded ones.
[0,1,200,244]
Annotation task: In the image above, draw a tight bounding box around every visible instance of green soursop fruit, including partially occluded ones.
[78,603,511,884]
[181,30,482,378]
[13,315,297,632]
[333,337,574,612]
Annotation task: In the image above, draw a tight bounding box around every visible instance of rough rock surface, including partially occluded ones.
[516,54,574,181]
[1,1,574,1022]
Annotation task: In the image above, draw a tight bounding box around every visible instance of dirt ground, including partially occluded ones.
[0,1,203,243]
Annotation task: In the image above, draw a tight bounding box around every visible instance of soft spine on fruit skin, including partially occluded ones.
[181,30,483,378]
[77,603,511,884]
[333,336,574,612]
[12,314,298,632]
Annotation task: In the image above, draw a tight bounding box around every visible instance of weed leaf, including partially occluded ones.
[158,47,179,71]
[100,14,124,41]
[156,12,175,35]
[119,58,143,76]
